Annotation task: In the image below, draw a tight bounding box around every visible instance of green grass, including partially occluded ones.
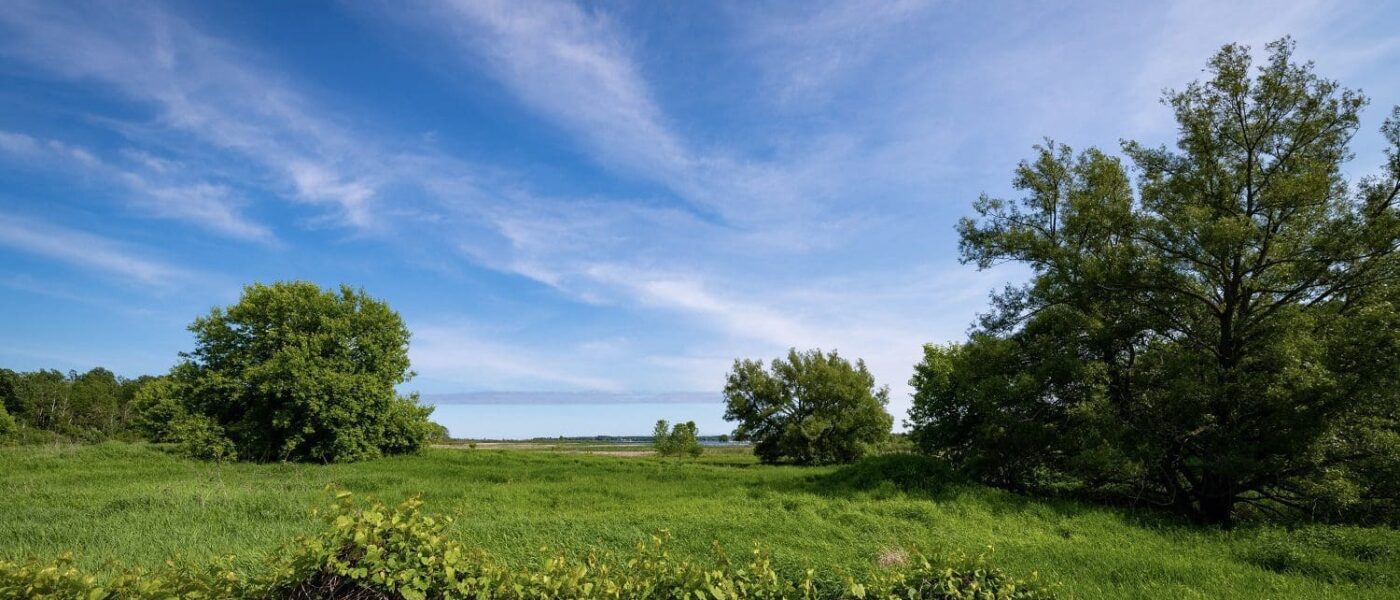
[1,442,1396,599]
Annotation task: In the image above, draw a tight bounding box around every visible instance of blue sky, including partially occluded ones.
[1,0,1397,437]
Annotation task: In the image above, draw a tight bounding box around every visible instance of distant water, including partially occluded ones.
[423,397,730,439]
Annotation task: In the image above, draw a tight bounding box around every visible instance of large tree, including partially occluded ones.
[724,348,892,465]
[911,39,1400,525]
[174,281,437,463]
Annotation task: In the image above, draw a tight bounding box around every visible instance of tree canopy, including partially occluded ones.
[0,367,150,444]
[724,348,892,465]
[171,281,437,463]
[911,39,1400,525]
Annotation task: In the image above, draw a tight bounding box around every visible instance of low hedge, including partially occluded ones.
[0,490,1055,599]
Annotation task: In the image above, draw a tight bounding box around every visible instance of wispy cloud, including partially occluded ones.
[366,0,996,400]
[588,267,816,348]
[389,0,846,228]
[0,0,388,231]
[410,323,626,392]
[736,0,935,108]
[0,129,276,243]
[0,212,189,286]
[132,181,274,243]
[428,0,693,185]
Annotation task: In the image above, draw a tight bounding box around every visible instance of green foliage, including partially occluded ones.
[0,403,15,445]
[908,340,1065,490]
[653,419,704,457]
[918,38,1400,525]
[816,454,959,497]
[0,367,150,443]
[176,281,435,463]
[168,414,237,463]
[130,376,188,443]
[1244,526,1399,585]
[0,552,248,599]
[0,490,1056,600]
[725,348,893,465]
[424,421,451,444]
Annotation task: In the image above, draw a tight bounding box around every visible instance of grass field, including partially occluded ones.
[1,442,1397,599]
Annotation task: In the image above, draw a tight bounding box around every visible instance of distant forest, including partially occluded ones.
[0,367,153,444]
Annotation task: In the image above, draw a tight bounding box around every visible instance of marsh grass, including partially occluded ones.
[1,442,1396,599]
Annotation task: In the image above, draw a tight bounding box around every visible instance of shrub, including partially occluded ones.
[0,403,16,446]
[168,414,237,463]
[0,492,1056,600]
[818,454,960,497]
[653,419,704,458]
[130,376,188,443]
[424,421,451,444]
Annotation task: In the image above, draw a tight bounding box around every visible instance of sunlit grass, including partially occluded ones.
[1,443,1395,599]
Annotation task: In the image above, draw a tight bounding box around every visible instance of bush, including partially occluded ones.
[130,376,188,443]
[175,281,436,463]
[0,492,1056,600]
[724,348,893,465]
[168,414,237,463]
[653,419,703,458]
[0,404,16,446]
[424,421,451,444]
[818,454,960,497]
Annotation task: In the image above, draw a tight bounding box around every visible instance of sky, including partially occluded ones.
[1,0,1398,438]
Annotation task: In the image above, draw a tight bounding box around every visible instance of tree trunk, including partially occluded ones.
[1196,478,1236,528]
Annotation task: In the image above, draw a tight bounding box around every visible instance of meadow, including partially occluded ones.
[1,442,1397,599]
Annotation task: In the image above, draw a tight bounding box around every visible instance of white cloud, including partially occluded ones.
[390,0,849,229]
[736,0,935,107]
[0,0,393,231]
[134,182,275,243]
[0,128,276,243]
[432,0,693,182]
[286,163,377,229]
[410,323,625,392]
[0,213,189,286]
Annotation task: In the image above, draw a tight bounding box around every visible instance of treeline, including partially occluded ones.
[0,367,155,445]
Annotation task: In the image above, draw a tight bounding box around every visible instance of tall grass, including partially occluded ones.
[1,443,1396,599]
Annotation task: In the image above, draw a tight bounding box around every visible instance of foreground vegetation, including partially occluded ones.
[3,444,1398,599]
[2,489,1051,600]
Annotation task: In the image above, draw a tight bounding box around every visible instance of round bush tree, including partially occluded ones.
[176,281,435,462]
[723,348,892,465]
